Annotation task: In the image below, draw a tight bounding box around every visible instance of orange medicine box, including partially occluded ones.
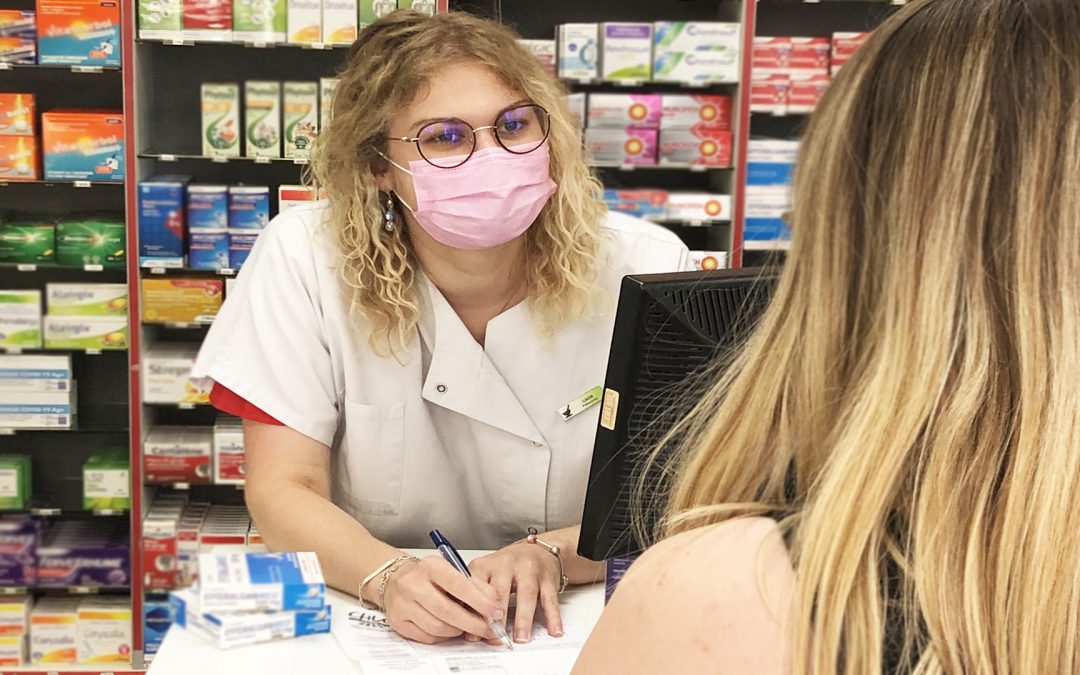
[0,135,38,180]
[41,110,124,182]
[658,128,733,168]
[36,0,120,67]
[0,93,35,136]
[141,278,224,324]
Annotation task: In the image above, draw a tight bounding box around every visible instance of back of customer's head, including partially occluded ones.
[657,0,1080,672]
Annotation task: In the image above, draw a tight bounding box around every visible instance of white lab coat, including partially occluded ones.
[193,202,690,549]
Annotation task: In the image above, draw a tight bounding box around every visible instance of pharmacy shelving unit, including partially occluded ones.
[0,0,140,673]
[743,0,906,266]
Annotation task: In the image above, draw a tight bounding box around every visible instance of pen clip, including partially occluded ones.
[429,529,471,575]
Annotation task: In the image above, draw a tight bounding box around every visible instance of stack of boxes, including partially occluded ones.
[0,215,126,268]
[751,32,871,115]
[557,21,741,85]
[0,1,121,67]
[584,93,732,168]
[138,0,447,45]
[0,596,30,666]
[143,418,246,487]
[0,93,37,181]
[0,355,74,430]
[745,139,798,244]
[141,343,214,404]
[43,283,129,351]
[0,291,43,351]
[36,519,130,589]
[603,190,732,226]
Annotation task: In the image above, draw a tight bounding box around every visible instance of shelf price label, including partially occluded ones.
[0,63,11,71]
[16,264,36,272]
[254,156,271,164]
[160,154,177,162]
[73,180,92,188]
[84,264,105,272]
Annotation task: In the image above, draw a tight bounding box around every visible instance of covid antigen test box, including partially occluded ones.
[233,0,285,43]
[0,353,72,393]
[584,127,657,166]
[653,22,740,84]
[197,551,326,613]
[244,81,281,159]
[139,176,191,268]
[201,83,240,158]
[138,0,183,41]
[322,0,357,46]
[286,0,320,44]
[171,587,330,650]
[599,23,652,82]
[41,111,124,182]
[37,0,120,67]
[586,94,661,129]
[557,23,598,81]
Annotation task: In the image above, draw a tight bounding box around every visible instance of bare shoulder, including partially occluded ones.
[572,518,794,675]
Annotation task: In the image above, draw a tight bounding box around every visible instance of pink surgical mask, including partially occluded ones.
[382,145,557,250]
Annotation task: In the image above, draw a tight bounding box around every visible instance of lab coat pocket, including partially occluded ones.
[343,400,405,517]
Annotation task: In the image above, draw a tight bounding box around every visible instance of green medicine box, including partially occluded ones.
[0,222,56,264]
[83,448,130,511]
[55,218,126,269]
[0,455,32,510]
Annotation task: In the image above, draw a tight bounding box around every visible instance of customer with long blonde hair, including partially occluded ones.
[573,0,1080,672]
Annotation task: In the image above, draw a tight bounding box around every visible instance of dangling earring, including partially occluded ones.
[383,193,395,232]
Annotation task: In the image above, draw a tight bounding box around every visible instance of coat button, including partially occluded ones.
[436,384,447,394]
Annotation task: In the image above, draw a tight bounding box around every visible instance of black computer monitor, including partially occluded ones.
[578,268,779,561]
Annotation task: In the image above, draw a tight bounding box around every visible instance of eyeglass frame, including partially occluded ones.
[385,102,553,169]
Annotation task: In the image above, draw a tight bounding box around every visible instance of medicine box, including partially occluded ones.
[41,110,125,182]
[659,128,733,168]
[183,0,232,41]
[599,23,653,82]
[0,136,37,181]
[397,0,447,15]
[145,426,214,484]
[584,127,657,167]
[187,185,228,230]
[278,184,316,211]
[286,0,320,44]
[37,519,129,588]
[602,189,668,221]
[30,596,80,664]
[46,283,127,316]
[666,193,732,223]
[75,596,131,664]
[564,92,585,129]
[831,32,870,75]
[319,77,338,131]
[44,315,128,351]
[198,506,249,547]
[143,599,173,657]
[0,93,34,136]
[228,230,259,269]
[0,595,30,637]
[197,551,326,612]
[171,587,331,650]
[233,0,286,43]
[0,354,72,393]
[0,389,74,429]
[789,37,831,72]
[653,22,741,84]
[586,94,661,129]
[142,343,214,403]
[283,81,318,159]
[691,251,728,271]
[139,176,191,267]
[0,633,24,666]
[141,278,224,324]
[0,290,42,349]
[213,417,245,484]
[244,81,281,159]
[248,521,263,546]
[188,229,228,270]
[753,37,792,75]
[137,0,183,41]
[359,0,397,29]
[660,94,731,131]
[0,11,36,64]
[322,0,357,45]
[178,503,210,584]
[557,23,598,81]
[201,83,240,158]
[0,222,53,264]
[143,511,181,591]
[0,515,37,586]
[228,186,270,229]
[787,72,831,114]
[519,39,556,77]
[0,455,31,510]
[750,74,790,115]
[36,0,120,67]
[745,185,792,242]
[55,217,126,268]
[82,448,129,511]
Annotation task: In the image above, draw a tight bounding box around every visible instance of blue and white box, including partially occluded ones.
[188,229,229,270]
[228,230,260,270]
[143,598,174,657]
[557,23,598,81]
[171,587,331,650]
[227,186,270,230]
[0,354,71,392]
[138,176,191,268]
[196,551,326,613]
[186,185,228,230]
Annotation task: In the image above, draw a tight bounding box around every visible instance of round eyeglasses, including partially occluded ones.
[388,103,551,169]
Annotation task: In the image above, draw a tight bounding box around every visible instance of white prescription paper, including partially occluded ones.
[332,594,595,675]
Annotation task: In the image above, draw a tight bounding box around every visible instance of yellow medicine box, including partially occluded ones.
[141,279,223,324]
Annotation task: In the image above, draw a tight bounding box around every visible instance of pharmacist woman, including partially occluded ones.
[192,11,689,646]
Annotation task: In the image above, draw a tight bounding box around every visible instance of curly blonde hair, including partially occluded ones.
[310,11,606,354]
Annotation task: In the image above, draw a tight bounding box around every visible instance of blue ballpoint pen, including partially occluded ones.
[429,529,514,651]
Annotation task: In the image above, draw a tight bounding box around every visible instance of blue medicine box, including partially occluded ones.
[188,229,229,270]
[138,176,190,268]
[228,186,270,230]
[186,185,228,230]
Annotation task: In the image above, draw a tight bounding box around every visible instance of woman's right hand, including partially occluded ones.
[381,556,504,644]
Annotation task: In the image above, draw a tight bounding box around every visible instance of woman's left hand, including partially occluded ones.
[469,538,565,644]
